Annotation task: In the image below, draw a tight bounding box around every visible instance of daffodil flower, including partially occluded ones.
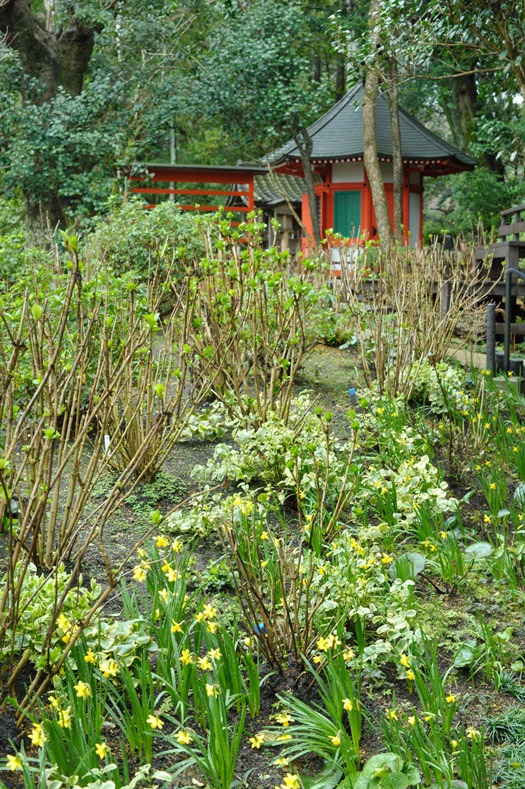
[249,733,265,749]
[74,681,92,699]
[95,742,110,759]
[147,714,164,730]
[7,754,22,771]
[29,724,46,747]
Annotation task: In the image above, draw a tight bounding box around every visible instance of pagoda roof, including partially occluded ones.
[230,171,321,206]
[273,83,477,175]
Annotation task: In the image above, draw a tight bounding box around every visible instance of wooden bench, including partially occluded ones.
[474,204,525,278]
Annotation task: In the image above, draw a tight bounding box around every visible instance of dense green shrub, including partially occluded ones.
[424,167,525,239]
[0,194,24,235]
[0,260,148,410]
[82,198,205,280]
[0,230,52,289]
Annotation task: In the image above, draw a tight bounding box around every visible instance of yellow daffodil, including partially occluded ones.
[56,613,70,631]
[74,681,91,699]
[146,714,164,730]
[7,754,22,771]
[166,567,180,583]
[203,604,217,619]
[132,565,148,582]
[249,733,265,749]
[175,729,192,744]
[57,708,72,729]
[99,659,119,678]
[29,724,46,747]
[95,742,110,759]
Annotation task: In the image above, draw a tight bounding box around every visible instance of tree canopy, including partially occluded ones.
[0,0,523,237]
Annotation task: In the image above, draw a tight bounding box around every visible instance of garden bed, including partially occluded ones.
[1,222,525,789]
[2,342,525,789]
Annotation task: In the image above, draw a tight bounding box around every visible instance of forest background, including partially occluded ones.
[0,0,524,242]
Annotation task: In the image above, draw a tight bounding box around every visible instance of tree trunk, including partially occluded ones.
[313,56,321,83]
[363,0,393,248]
[0,0,98,236]
[0,0,96,101]
[453,72,477,150]
[452,72,504,174]
[23,195,70,245]
[385,65,403,243]
[335,56,346,102]
[294,130,322,251]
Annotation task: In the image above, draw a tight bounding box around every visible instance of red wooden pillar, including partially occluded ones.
[248,175,254,211]
[362,170,373,243]
[402,164,410,244]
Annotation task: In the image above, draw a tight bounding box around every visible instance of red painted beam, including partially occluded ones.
[131,187,250,197]
[144,203,251,212]
[132,168,253,186]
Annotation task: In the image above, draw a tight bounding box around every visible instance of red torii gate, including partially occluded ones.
[124,163,267,222]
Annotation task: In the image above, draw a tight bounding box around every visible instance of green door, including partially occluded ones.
[333,191,361,238]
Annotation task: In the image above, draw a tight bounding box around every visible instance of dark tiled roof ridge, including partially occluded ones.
[273,82,476,167]
[396,103,476,165]
[274,84,362,160]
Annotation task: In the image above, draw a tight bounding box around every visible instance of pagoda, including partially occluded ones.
[272,82,477,247]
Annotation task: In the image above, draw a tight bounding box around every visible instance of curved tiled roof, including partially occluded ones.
[228,171,322,207]
[273,83,477,168]
[252,172,321,205]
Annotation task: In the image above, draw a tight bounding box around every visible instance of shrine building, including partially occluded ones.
[271,82,477,249]
[126,82,476,251]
